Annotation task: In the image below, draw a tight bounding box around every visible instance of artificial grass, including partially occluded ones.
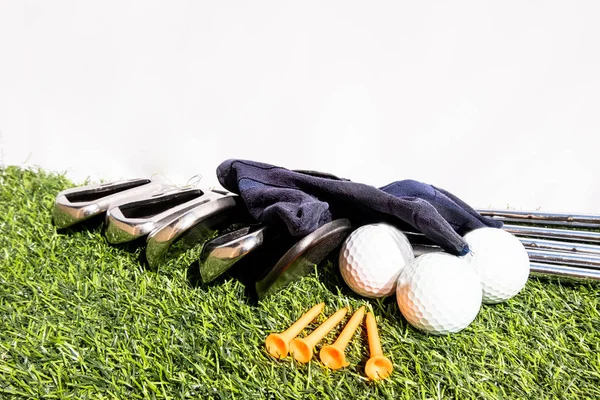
[0,166,598,400]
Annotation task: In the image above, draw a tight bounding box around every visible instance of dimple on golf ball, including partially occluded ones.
[339,224,414,298]
[396,253,482,335]
[463,227,530,304]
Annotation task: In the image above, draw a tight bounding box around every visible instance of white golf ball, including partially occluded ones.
[463,227,530,304]
[339,224,414,298]
[396,253,482,335]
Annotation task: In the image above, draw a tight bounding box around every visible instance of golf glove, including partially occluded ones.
[217,159,502,255]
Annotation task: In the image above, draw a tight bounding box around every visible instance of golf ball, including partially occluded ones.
[463,227,530,304]
[339,224,414,298]
[396,253,482,335]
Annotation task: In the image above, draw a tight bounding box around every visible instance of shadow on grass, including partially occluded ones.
[186,253,271,305]
[317,252,359,299]
[186,230,301,303]
[54,214,106,235]
[185,260,263,306]
[317,250,413,338]
[55,215,149,257]
[530,275,593,289]
[185,234,348,306]
[318,252,401,309]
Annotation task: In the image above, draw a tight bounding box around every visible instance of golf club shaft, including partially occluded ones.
[526,249,600,270]
[503,224,600,243]
[478,209,600,228]
[529,262,600,282]
[520,238,600,256]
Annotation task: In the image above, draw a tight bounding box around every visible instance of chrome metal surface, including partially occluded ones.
[105,188,229,244]
[530,262,600,282]
[520,238,600,256]
[198,225,268,283]
[53,178,168,228]
[478,209,600,228]
[145,195,239,268]
[526,249,600,270]
[412,244,444,257]
[255,219,352,299]
[504,224,600,243]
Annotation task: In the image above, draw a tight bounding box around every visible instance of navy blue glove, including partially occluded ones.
[217,159,502,256]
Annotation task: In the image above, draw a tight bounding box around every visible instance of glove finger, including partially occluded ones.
[433,186,503,229]
[405,196,471,256]
[380,180,501,235]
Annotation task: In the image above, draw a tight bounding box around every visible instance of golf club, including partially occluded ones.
[503,224,600,243]
[104,188,230,244]
[478,209,600,228]
[527,249,600,270]
[255,219,352,299]
[198,224,269,283]
[519,237,600,256]
[53,178,170,229]
[528,262,600,281]
[145,194,240,268]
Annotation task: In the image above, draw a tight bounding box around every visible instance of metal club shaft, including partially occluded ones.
[478,209,600,228]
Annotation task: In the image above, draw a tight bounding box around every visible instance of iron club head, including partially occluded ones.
[255,219,352,299]
[198,224,269,283]
[53,178,169,229]
[145,194,241,269]
[104,188,230,244]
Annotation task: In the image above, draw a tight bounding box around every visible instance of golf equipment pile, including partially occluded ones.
[58,178,586,337]
[53,179,353,299]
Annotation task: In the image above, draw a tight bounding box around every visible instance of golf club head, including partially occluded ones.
[255,219,352,299]
[104,188,229,244]
[53,178,169,229]
[198,224,270,283]
[145,194,241,268]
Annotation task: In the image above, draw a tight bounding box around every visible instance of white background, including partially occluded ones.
[1,1,599,212]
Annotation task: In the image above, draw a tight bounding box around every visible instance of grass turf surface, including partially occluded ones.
[0,166,599,399]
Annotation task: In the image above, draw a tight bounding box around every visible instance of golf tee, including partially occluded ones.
[365,312,393,380]
[366,312,383,357]
[289,307,348,363]
[319,306,365,369]
[265,302,325,359]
